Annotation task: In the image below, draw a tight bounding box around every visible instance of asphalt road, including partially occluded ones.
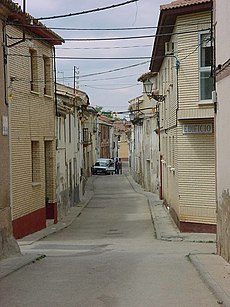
[0,173,219,306]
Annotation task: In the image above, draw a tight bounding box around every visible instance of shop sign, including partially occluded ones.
[183,123,213,134]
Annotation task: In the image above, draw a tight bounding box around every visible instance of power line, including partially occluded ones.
[56,45,152,50]
[11,61,149,82]
[79,74,138,81]
[8,22,211,31]
[84,84,139,90]
[68,60,149,77]
[37,0,139,21]
[7,28,210,42]
[8,54,151,60]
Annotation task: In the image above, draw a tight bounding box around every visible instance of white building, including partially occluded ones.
[129,89,159,193]
[56,84,89,218]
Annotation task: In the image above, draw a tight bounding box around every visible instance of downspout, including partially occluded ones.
[2,22,13,214]
[163,56,180,133]
[53,46,58,117]
[211,0,217,113]
[3,22,8,106]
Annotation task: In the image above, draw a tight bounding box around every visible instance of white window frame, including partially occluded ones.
[198,31,213,102]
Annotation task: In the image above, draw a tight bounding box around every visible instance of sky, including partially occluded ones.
[15,0,170,116]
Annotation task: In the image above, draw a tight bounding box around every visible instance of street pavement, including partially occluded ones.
[0,167,230,306]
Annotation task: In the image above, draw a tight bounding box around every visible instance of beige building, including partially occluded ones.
[0,0,20,258]
[97,115,114,159]
[81,106,98,178]
[129,90,159,193]
[6,7,63,238]
[113,121,129,161]
[149,0,216,232]
[214,0,230,262]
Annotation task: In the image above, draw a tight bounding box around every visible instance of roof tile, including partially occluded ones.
[160,0,210,10]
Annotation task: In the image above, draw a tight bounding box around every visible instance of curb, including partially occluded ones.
[18,183,95,246]
[0,179,95,279]
[189,254,230,307]
[126,174,180,241]
[0,254,43,279]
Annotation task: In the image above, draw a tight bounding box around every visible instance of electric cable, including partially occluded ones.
[36,0,139,21]
[7,28,211,42]
[7,22,211,31]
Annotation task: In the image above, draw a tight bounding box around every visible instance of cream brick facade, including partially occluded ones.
[0,2,20,259]
[5,12,63,238]
[149,0,215,232]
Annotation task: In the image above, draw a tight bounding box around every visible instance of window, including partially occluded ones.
[30,49,38,92]
[69,114,71,143]
[31,141,40,182]
[83,128,89,143]
[43,56,51,95]
[59,117,61,140]
[199,32,213,100]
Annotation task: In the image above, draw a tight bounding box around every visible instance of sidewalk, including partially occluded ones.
[0,176,95,280]
[126,174,230,307]
[1,173,230,306]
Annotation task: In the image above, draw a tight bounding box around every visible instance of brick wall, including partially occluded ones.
[7,25,56,236]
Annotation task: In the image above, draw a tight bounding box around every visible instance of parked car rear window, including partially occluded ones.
[95,161,108,166]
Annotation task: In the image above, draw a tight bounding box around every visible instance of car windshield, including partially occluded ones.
[95,161,108,167]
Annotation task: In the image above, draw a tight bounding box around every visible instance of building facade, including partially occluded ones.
[56,84,90,219]
[6,9,63,238]
[0,0,20,258]
[97,115,114,159]
[129,91,159,194]
[150,0,216,232]
[113,121,129,161]
[214,0,230,262]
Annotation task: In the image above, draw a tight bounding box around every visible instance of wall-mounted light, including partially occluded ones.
[143,79,165,102]
[129,112,135,122]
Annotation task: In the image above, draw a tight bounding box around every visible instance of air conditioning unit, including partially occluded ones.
[165,42,174,55]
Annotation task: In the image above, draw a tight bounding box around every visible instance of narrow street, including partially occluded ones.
[0,169,218,307]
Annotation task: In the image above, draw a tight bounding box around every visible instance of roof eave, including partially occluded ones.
[150,1,211,72]
[8,12,64,45]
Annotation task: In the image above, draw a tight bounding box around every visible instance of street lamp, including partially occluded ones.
[143,79,154,97]
[129,112,135,122]
[143,79,165,102]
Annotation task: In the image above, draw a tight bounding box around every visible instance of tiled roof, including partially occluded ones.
[0,0,64,45]
[150,0,211,72]
[161,0,210,10]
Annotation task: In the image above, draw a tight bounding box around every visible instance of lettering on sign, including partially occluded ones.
[2,115,8,136]
[183,123,213,134]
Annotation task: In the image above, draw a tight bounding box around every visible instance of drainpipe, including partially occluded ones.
[3,23,8,106]
[53,46,58,117]
[211,0,217,113]
[163,56,180,134]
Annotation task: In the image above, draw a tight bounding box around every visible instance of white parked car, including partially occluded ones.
[91,159,115,175]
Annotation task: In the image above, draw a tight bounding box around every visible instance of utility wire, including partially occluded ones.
[8,54,151,60]
[37,0,139,20]
[56,45,152,50]
[7,28,210,42]
[84,84,139,90]
[7,22,210,31]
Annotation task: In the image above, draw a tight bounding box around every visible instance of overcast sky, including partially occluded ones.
[16,0,169,116]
